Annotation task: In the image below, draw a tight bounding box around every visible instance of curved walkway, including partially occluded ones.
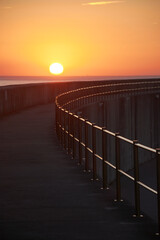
[0,104,157,240]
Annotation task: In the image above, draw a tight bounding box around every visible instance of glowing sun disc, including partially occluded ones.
[49,63,64,75]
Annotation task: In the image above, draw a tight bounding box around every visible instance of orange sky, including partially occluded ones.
[0,0,160,76]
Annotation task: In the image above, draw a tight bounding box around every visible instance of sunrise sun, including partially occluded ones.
[49,63,64,75]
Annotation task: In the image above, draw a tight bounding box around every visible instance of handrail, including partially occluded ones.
[55,79,160,234]
[56,79,160,107]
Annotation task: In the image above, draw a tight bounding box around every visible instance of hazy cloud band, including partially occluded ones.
[82,1,125,6]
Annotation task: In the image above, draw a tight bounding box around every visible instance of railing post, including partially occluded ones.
[59,108,62,145]
[62,109,65,146]
[91,123,98,180]
[78,117,82,165]
[55,105,58,136]
[67,112,70,154]
[72,114,76,160]
[63,110,66,148]
[84,119,89,172]
[70,113,74,157]
[115,133,122,201]
[56,107,60,140]
[133,140,142,217]
[61,109,64,146]
[156,148,160,235]
[101,127,108,189]
[64,110,66,150]
[55,104,57,135]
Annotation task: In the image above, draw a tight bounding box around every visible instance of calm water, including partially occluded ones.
[0,75,159,87]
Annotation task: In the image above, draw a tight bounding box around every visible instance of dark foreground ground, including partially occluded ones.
[0,103,158,240]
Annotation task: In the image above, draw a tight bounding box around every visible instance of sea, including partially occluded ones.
[0,75,159,87]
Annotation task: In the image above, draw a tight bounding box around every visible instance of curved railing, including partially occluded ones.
[55,79,160,234]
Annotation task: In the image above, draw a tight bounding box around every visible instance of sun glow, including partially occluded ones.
[1,1,160,76]
[49,63,64,75]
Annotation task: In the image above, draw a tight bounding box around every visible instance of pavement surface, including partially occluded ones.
[0,103,158,240]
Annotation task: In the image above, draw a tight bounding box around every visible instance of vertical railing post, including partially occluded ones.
[57,106,59,140]
[55,105,58,136]
[64,110,66,150]
[133,140,142,217]
[78,117,82,165]
[62,109,65,147]
[72,114,76,160]
[84,119,89,172]
[70,113,73,157]
[61,109,64,145]
[59,108,62,145]
[134,96,137,140]
[55,104,58,135]
[67,112,70,154]
[101,127,108,189]
[91,123,98,180]
[115,133,122,201]
[156,148,160,235]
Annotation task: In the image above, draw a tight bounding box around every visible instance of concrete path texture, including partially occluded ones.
[0,103,158,240]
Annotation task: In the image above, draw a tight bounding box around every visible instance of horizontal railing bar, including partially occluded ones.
[59,126,158,196]
[60,123,157,154]
[104,160,116,170]
[79,117,85,122]
[59,85,160,108]
[56,80,160,99]
[58,128,157,189]
[118,170,134,181]
[94,125,102,131]
[136,143,157,153]
[137,181,157,195]
[81,142,85,147]
[87,147,93,154]
[68,134,158,195]
[74,114,79,119]
[74,137,79,142]
[95,153,103,160]
[87,121,93,126]
[104,129,115,136]
[69,133,73,138]
[118,135,133,144]
[62,90,160,110]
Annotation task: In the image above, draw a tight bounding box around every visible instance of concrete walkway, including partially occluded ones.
[0,104,157,240]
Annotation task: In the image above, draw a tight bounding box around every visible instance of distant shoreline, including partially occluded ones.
[0,75,160,87]
[0,75,160,80]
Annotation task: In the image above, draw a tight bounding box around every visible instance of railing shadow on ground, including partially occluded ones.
[55,79,160,236]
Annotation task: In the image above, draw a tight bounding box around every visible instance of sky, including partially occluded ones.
[0,0,160,76]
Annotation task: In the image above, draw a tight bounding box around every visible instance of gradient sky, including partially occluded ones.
[0,0,160,76]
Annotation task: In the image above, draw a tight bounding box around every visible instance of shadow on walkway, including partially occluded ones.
[0,104,158,240]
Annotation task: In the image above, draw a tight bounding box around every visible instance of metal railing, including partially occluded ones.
[55,79,160,234]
